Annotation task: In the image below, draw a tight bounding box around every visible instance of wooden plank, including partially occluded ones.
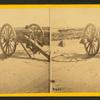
[24,35,50,61]
[20,43,32,58]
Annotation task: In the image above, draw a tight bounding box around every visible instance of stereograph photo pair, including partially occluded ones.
[0,7,99,93]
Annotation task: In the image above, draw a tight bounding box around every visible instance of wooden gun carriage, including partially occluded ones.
[0,23,50,61]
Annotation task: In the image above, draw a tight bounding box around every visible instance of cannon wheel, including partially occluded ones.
[26,24,44,46]
[0,23,17,56]
[83,23,99,56]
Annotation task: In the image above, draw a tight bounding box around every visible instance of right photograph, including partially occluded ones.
[51,8,100,92]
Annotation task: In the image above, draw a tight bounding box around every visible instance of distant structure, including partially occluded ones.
[58,40,65,47]
[58,28,84,40]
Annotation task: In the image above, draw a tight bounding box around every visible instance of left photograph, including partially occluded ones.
[0,8,50,93]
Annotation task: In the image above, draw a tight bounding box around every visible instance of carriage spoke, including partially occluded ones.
[5,27,8,35]
[0,38,6,45]
[2,42,7,50]
[92,44,96,54]
[6,27,9,34]
[88,43,92,54]
[8,44,13,53]
[2,41,6,46]
[7,45,9,54]
[9,42,14,48]
[2,28,6,34]
[5,44,8,54]
[86,42,91,50]
[90,44,94,54]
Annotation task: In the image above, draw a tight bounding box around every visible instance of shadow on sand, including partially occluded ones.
[0,51,49,62]
[1,50,100,63]
[52,52,100,62]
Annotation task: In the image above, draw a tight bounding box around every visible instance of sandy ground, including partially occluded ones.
[0,44,49,93]
[51,39,100,92]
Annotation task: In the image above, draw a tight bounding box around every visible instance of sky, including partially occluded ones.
[51,8,100,29]
[0,8,49,27]
[1,8,100,29]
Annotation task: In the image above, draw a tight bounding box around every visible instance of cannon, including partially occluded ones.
[80,23,100,57]
[0,23,50,61]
